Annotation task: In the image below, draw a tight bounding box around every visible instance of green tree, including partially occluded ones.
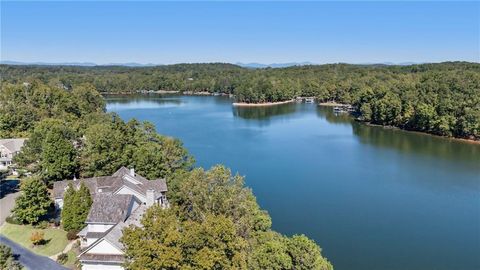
[61,183,76,231]
[121,206,247,270]
[12,176,51,224]
[249,231,292,270]
[287,235,333,270]
[62,182,92,231]
[0,244,22,270]
[173,166,271,237]
[41,128,78,183]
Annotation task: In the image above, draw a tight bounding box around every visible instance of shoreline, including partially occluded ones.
[102,94,480,144]
[102,90,232,97]
[317,101,350,107]
[232,99,296,107]
[362,121,480,145]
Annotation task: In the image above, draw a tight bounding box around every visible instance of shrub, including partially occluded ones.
[5,216,21,225]
[56,253,68,264]
[67,230,78,240]
[30,231,45,246]
[34,220,49,229]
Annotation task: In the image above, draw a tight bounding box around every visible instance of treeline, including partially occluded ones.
[0,81,332,269]
[0,81,193,183]
[1,62,479,140]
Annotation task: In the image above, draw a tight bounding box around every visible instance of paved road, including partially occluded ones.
[0,235,69,270]
[0,179,20,225]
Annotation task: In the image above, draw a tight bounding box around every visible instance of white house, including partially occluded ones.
[0,138,26,171]
[53,167,168,270]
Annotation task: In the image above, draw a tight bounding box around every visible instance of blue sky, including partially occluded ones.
[1,1,479,64]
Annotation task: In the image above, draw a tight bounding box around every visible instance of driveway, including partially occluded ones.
[0,235,69,270]
[0,179,20,225]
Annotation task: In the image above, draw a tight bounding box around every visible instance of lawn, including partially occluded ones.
[0,223,68,257]
[64,249,78,268]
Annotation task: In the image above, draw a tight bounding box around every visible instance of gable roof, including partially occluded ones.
[103,205,146,250]
[86,194,135,224]
[79,205,147,259]
[53,167,167,200]
[0,138,26,153]
[53,176,121,199]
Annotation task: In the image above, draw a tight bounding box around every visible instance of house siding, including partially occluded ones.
[87,240,123,255]
[115,186,146,203]
[81,262,123,270]
[88,224,114,233]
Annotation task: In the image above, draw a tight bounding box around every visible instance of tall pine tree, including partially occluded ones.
[12,177,51,224]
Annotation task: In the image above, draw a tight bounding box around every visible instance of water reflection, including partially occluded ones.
[352,121,480,166]
[316,106,352,125]
[104,94,183,109]
[232,102,297,120]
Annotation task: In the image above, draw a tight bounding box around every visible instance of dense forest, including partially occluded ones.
[1,62,479,140]
[0,81,332,269]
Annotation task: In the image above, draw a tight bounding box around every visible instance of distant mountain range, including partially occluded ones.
[0,60,158,67]
[1,60,422,68]
[235,62,315,68]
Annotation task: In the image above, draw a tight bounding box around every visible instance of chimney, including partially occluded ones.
[130,168,135,177]
[146,189,155,207]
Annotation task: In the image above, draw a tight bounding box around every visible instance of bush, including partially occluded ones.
[56,253,68,264]
[34,220,49,229]
[5,216,21,225]
[30,231,45,246]
[67,230,78,240]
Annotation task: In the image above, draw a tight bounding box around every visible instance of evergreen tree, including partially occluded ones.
[62,182,92,231]
[74,182,92,230]
[0,244,22,270]
[61,183,76,231]
[12,177,51,224]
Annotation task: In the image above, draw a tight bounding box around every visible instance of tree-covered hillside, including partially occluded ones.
[1,62,479,140]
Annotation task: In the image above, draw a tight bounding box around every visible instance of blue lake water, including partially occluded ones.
[107,94,480,270]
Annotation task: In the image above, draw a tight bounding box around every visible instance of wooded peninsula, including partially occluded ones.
[1,62,479,140]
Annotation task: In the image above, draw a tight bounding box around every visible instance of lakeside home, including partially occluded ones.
[53,167,169,270]
[0,138,26,171]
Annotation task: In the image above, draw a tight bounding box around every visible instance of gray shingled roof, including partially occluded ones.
[53,176,121,199]
[0,138,26,153]
[53,167,167,199]
[103,205,147,251]
[79,205,147,262]
[79,254,124,263]
[86,194,135,224]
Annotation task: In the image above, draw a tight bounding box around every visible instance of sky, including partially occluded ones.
[1,1,479,64]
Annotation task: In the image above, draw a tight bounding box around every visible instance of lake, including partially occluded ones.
[106,94,480,270]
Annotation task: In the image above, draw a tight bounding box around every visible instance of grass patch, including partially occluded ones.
[64,249,78,268]
[0,223,68,257]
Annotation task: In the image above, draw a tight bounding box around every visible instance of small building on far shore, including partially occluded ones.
[0,138,26,171]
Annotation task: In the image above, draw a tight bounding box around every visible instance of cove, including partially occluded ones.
[106,94,480,270]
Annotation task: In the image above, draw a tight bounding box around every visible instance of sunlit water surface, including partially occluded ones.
[107,95,480,270]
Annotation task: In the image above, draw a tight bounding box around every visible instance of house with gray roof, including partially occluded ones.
[53,167,168,270]
[0,138,26,171]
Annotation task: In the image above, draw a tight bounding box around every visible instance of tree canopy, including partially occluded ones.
[12,176,52,224]
[122,166,332,270]
[2,62,478,140]
[62,182,93,232]
[3,81,193,184]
